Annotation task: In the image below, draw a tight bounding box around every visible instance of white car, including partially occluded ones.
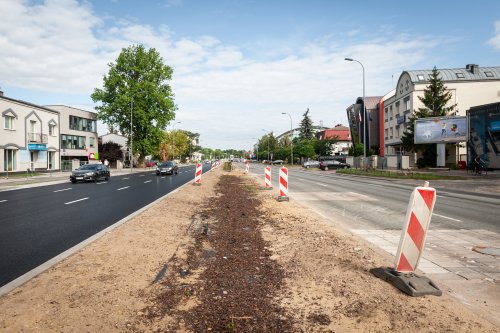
[303,160,320,168]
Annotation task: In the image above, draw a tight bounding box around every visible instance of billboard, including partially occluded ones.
[414,116,467,144]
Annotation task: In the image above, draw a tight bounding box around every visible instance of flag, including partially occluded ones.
[358,112,362,123]
[369,111,373,122]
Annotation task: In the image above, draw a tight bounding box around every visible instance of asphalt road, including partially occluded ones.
[0,164,210,288]
[247,163,500,233]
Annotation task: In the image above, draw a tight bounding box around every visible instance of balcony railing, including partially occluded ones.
[27,132,48,143]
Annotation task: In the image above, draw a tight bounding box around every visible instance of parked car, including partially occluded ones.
[145,160,158,167]
[70,163,110,183]
[302,160,320,169]
[319,160,351,171]
[156,161,178,175]
[272,160,284,165]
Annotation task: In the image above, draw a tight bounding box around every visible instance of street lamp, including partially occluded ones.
[262,129,270,162]
[281,112,293,165]
[171,121,181,161]
[130,100,133,173]
[345,57,366,159]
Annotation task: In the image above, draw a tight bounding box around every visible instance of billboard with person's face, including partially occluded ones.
[414,116,468,144]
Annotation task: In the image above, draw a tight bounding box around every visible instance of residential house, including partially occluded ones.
[316,124,352,155]
[45,105,99,171]
[1,91,60,172]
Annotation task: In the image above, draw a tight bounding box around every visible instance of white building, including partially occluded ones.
[383,64,500,165]
[45,105,99,171]
[1,92,60,172]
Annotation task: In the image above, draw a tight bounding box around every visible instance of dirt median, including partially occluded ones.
[0,168,498,332]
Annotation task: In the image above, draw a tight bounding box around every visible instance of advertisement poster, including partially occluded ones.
[414,116,468,144]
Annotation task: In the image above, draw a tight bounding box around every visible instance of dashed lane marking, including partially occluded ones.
[53,188,72,192]
[432,213,462,222]
[144,180,152,183]
[117,186,130,191]
[64,197,89,205]
[0,200,7,203]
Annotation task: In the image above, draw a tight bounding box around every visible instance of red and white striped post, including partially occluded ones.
[211,161,215,172]
[394,182,436,272]
[193,163,202,185]
[278,167,289,201]
[264,166,272,189]
[245,160,250,174]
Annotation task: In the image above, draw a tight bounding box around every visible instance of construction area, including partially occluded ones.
[0,166,499,332]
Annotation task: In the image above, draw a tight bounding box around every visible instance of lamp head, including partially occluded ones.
[345,57,353,61]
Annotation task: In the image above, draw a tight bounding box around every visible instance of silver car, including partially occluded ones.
[302,160,320,169]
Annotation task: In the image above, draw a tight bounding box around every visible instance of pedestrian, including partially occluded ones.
[104,159,109,167]
[473,155,482,175]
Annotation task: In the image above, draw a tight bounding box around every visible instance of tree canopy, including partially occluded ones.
[298,108,314,140]
[91,44,177,163]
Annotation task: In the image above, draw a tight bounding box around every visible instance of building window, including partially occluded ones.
[484,71,494,77]
[61,134,86,149]
[456,73,465,79]
[89,137,95,148]
[3,115,14,130]
[404,97,410,111]
[417,74,425,81]
[4,149,17,171]
[49,124,56,136]
[69,115,96,132]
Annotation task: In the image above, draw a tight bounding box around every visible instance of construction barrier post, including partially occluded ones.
[245,161,250,174]
[193,163,202,186]
[264,166,272,190]
[211,162,215,172]
[277,166,289,201]
[370,181,441,296]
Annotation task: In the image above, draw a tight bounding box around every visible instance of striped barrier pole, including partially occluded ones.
[193,163,202,185]
[264,166,272,189]
[211,162,215,172]
[369,181,441,297]
[394,181,436,273]
[277,166,289,201]
[245,161,250,174]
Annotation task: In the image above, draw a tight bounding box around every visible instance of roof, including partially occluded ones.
[317,128,351,141]
[355,96,383,109]
[405,65,500,84]
[0,95,60,114]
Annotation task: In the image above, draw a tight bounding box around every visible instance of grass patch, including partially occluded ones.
[336,168,464,180]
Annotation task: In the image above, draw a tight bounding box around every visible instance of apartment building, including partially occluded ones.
[1,91,60,172]
[45,105,99,171]
[383,64,500,164]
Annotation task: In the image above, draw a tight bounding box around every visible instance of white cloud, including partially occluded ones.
[487,21,500,50]
[0,0,446,149]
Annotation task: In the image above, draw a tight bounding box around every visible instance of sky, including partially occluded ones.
[1,0,499,150]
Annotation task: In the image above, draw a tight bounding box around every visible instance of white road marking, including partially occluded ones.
[316,183,328,187]
[432,213,462,222]
[53,188,72,192]
[144,180,152,183]
[139,174,145,177]
[122,177,129,180]
[0,200,7,203]
[64,197,89,205]
[117,186,130,191]
[298,178,305,181]
[96,182,107,185]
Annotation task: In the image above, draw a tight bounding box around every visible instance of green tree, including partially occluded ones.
[401,67,457,156]
[98,141,123,163]
[298,108,314,141]
[349,144,364,157]
[91,44,177,164]
[314,138,337,157]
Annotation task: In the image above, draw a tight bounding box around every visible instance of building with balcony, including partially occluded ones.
[1,91,60,172]
[45,105,99,171]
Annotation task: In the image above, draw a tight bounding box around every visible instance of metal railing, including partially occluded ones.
[27,133,48,143]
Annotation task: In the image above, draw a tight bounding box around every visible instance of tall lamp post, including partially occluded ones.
[171,121,181,160]
[130,100,133,173]
[281,112,293,165]
[261,129,270,162]
[345,57,366,159]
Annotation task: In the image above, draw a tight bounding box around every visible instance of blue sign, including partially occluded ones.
[396,115,406,125]
[28,143,47,151]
